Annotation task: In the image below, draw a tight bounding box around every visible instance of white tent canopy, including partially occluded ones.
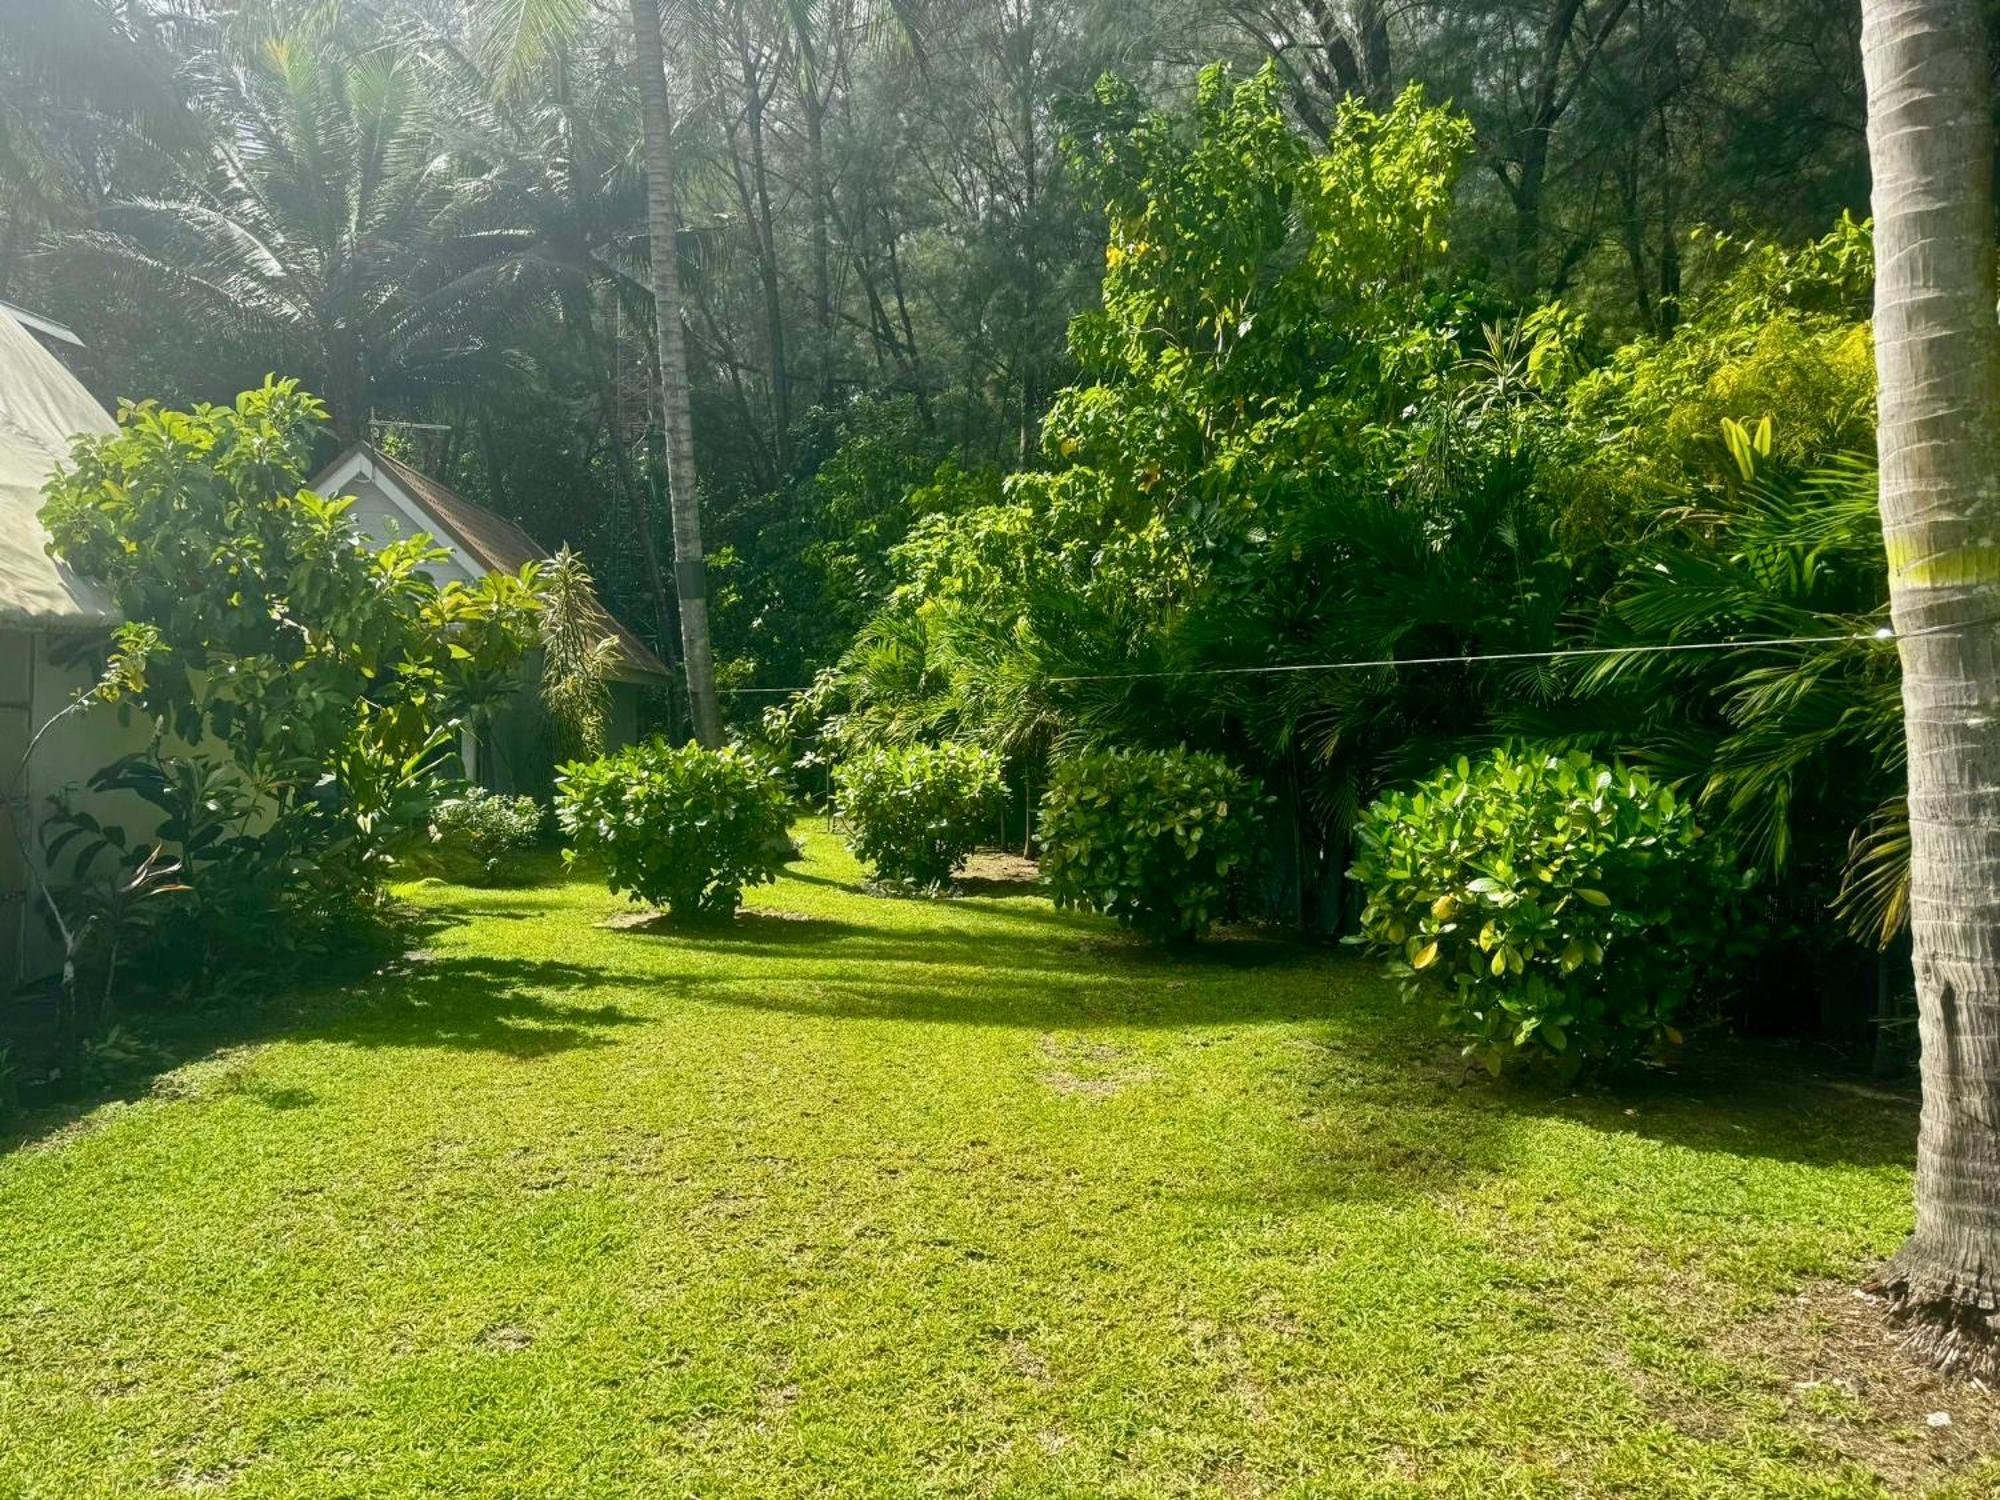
[0,310,118,631]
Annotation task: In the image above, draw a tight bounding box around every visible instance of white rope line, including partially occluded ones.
[711,616,1986,696]
[1045,626,1904,685]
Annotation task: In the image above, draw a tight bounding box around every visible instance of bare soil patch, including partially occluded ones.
[957,850,1042,895]
[1036,1033,1154,1098]
[1720,1281,2000,1491]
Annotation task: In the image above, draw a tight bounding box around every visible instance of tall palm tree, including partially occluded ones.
[472,0,719,742]
[627,0,722,747]
[0,0,201,290]
[1858,0,2000,1376]
[77,18,513,437]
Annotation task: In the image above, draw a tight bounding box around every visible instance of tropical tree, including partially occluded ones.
[73,11,520,437]
[627,0,722,746]
[1857,0,2000,1376]
[41,380,540,974]
[414,12,682,675]
[0,0,199,289]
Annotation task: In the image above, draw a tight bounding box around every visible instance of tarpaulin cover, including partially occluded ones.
[0,311,118,630]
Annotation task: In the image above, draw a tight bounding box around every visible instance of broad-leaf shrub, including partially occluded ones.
[431,788,543,884]
[835,742,1004,888]
[1347,748,1745,1073]
[555,742,791,919]
[1039,748,1267,942]
[40,382,537,985]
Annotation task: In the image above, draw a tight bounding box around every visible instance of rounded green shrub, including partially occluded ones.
[430,787,543,884]
[555,741,792,920]
[1038,748,1267,942]
[1347,747,1747,1074]
[835,741,1005,889]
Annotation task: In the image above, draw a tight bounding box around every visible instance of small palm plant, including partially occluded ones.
[1573,449,1906,947]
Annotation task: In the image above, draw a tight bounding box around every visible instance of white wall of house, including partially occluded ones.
[338,474,480,586]
[0,629,157,987]
[316,451,667,799]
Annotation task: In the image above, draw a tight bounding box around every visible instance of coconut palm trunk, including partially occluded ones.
[627,0,722,748]
[1859,0,2000,1376]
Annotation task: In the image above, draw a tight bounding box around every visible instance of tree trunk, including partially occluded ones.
[881,201,933,432]
[1504,0,1634,296]
[804,67,836,407]
[1859,0,2000,1377]
[628,0,722,748]
[732,9,790,448]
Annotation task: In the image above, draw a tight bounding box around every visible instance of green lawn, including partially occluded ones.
[1,827,1991,1498]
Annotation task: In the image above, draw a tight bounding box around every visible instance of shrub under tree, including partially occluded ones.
[835,741,1005,889]
[40,381,539,972]
[1038,748,1267,942]
[429,788,544,885]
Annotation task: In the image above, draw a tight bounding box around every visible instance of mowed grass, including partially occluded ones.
[0,827,1989,1498]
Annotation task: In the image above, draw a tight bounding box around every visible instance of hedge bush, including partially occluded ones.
[430,788,543,884]
[555,741,792,920]
[836,741,1005,888]
[1347,747,1748,1074]
[1038,748,1266,942]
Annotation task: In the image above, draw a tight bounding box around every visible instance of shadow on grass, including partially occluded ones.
[1,950,647,1153]
[775,868,867,896]
[4,848,1919,1183]
[307,953,647,1058]
[1269,988,1918,1178]
[955,876,1045,899]
[1198,1021,1920,1220]
[1493,1043,1920,1172]
[777,867,1087,935]
[647,924,1304,992]
[678,934,1348,1032]
[603,908,872,946]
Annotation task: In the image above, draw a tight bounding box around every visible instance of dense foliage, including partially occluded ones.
[40,382,539,972]
[835,742,1004,889]
[1039,749,1266,943]
[810,70,1904,1047]
[555,742,791,920]
[1349,749,1748,1074]
[4,0,1899,697]
[2,0,1939,1055]
[429,789,544,886]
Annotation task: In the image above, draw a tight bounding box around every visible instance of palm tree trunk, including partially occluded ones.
[1860,0,2000,1377]
[627,0,722,748]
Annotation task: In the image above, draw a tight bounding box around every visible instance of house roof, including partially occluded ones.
[0,308,120,631]
[313,442,674,686]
